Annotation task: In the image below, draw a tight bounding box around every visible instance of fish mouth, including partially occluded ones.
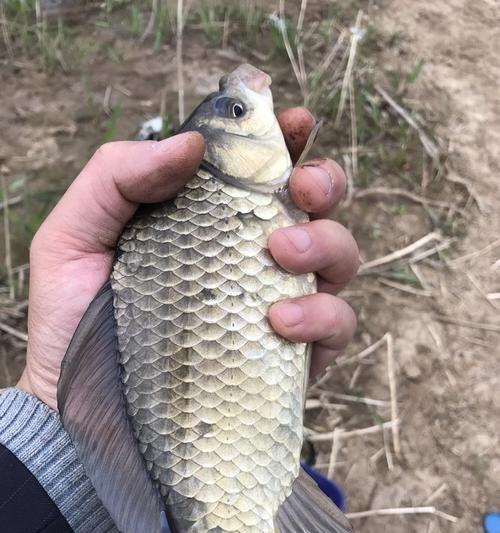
[220,64,274,108]
[220,64,272,94]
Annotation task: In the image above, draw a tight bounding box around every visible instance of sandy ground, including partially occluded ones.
[334,1,500,531]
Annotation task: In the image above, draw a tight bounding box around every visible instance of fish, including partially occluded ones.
[57,64,353,533]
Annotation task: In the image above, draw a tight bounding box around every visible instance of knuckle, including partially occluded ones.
[93,142,117,163]
[345,231,360,267]
[313,218,342,238]
[29,230,43,257]
[329,297,357,344]
[352,247,361,276]
[346,304,358,335]
[29,225,50,264]
[326,295,340,328]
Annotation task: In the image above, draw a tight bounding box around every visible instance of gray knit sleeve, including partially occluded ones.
[0,387,118,533]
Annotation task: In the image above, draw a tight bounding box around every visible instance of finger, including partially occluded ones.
[37,132,205,253]
[269,291,356,350]
[309,346,344,378]
[288,158,347,214]
[277,107,316,164]
[268,219,359,293]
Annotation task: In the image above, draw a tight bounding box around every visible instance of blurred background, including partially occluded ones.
[0,0,499,531]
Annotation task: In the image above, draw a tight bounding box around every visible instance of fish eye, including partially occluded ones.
[214,97,246,119]
[231,103,244,118]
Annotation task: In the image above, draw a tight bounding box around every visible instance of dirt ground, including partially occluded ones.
[327,1,500,531]
[0,1,499,532]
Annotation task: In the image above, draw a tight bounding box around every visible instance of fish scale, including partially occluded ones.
[111,169,315,532]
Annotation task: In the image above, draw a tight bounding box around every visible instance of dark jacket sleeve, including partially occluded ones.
[0,388,117,533]
[0,442,73,533]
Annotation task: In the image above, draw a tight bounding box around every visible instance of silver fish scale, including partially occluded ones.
[111,171,315,533]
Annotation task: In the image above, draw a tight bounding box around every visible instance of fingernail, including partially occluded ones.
[301,164,332,196]
[280,227,312,253]
[274,302,304,327]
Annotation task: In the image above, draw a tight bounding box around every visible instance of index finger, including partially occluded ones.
[277,107,316,164]
[278,108,347,215]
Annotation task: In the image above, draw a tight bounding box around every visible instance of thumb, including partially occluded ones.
[37,132,205,253]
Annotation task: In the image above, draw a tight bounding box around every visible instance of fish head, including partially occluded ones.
[179,64,292,193]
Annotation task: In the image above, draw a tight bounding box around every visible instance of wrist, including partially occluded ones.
[16,367,58,411]
[16,369,34,396]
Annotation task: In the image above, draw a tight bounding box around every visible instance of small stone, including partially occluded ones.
[403,360,422,380]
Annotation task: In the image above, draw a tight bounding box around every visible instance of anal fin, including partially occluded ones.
[276,467,354,533]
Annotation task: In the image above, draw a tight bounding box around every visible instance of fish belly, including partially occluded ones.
[111,172,315,533]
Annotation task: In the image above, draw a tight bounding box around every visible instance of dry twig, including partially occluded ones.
[359,232,442,273]
[378,278,433,297]
[448,238,500,267]
[0,2,13,60]
[335,10,363,127]
[103,85,112,115]
[328,392,389,407]
[382,426,394,471]
[342,153,355,207]
[278,0,308,102]
[375,85,440,163]
[140,0,158,42]
[386,332,401,457]
[433,314,500,333]
[348,63,358,182]
[348,364,362,389]
[346,506,458,523]
[466,272,498,310]
[0,322,28,343]
[295,0,308,99]
[334,334,388,368]
[422,483,448,505]
[408,238,455,264]
[327,428,344,479]
[309,419,399,442]
[176,0,187,123]
[0,194,22,212]
[1,175,14,300]
[305,399,348,411]
[221,9,230,49]
[308,29,348,110]
[353,186,469,219]
[296,0,308,34]
[369,447,385,465]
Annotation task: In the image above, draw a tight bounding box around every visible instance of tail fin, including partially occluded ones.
[276,468,354,533]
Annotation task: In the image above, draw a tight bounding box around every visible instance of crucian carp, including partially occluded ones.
[58,64,353,533]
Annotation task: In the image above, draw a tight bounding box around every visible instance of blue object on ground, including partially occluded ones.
[159,511,171,533]
[484,513,500,533]
[301,462,346,511]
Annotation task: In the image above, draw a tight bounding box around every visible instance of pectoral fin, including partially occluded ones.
[276,467,354,533]
[57,282,168,533]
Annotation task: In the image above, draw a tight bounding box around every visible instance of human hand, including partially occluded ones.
[270,108,358,378]
[17,108,358,410]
